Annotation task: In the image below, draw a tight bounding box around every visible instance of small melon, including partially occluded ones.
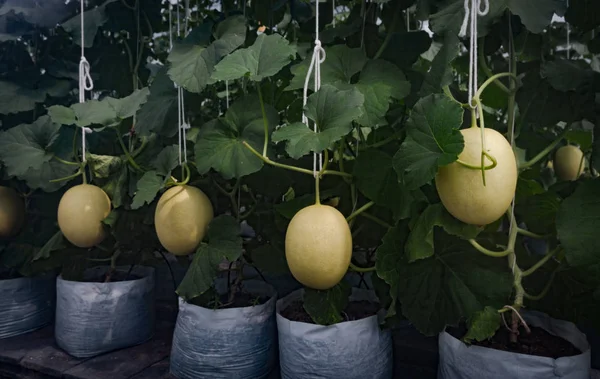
[285,204,352,290]
[0,186,25,238]
[554,145,585,181]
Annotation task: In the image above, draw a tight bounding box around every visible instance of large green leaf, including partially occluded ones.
[176,215,242,300]
[135,67,179,137]
[131,170,164,209]
[151,145,179,177]
[0,0,71,28]
[194,96,279,179]
[61,0,117,47]
[304,281,351,325]
[565,0,600,32]
[0,116,77,191]
[272,85,364,158]
[379,32,432,69]
[48,88,150,127]
[419,33,460,97]
[87,153,123,179]
[541,60,594,92]
[212,33,296,82]
[353,149,418,220]
[556,180,600,273]
[376,223,410,319]
[405,203,482,262]
[397,236,513,336]
[287,45,367,91]
[168,16,246,93]
[0,79,68,115]
[507,0,567,34]
[463,306,501,343]
[393,94,464,190]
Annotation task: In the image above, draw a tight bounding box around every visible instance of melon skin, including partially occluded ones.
[554,145,584,181]
[436,127,517,226]
[58,184,111,248]
[0,186,25,238]
[285,204,352,290]
[154,185,214,256]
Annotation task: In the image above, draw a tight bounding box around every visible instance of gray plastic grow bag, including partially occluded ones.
[55,266,155,358]
[0,274,55,339]
[276,288,393,379]
[170,280,277,379]
[438,311,591,379]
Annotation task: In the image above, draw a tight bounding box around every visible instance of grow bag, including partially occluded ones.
[170,280,277,379]
[0,273,56,339]
[438,311,591,379]
[55,266,155,358]
[276,288,393,379]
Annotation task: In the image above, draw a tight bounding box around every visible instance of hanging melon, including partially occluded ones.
[0,187,25,238]
[554,145,584,181]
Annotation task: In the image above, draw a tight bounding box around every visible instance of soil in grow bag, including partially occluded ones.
[189,291,270,309]
[86,271,141,283]
[450,325,582,359]
[280,299,380,323]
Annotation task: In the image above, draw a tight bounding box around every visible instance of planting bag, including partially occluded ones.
[0,274,56,339]
[170,280,277,379]
[55,266,155,358]
[276,288,393,379]
[438,311,591,379]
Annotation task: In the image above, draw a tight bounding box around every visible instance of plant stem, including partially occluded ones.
[346,201,375,222]
[361,212,393,229]
[115,128,143,172]
[478,38,511,94]
[49,170,82,183]
[256,84,270,157]
[349,262,376,273]
[242,141,352,178]
[519,129,569,169]
[469,213,518,258]
[373,1,401,59]
[517,228,546,239]
[523,266,558,301]
[53,155,80,166]
[315,174,321,205]
[475,73,519,100]
[522,247,559,277]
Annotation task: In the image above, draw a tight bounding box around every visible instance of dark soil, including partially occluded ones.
[189,292,269,309]
[280,300,380,324]
[468,326,582,359]
[88,271,141,283]
[0,271,21,280]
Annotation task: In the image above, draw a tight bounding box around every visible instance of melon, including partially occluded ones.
[285,204,352,290]
[58,184,111,248]
[554,145,584,181]
[0,186,25,238]
[436,127,517,226]
[154,185,214,256]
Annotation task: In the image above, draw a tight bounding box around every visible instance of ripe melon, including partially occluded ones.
[0,186,25,238]
[58,184,111,248]
[285,204,352,290]
[554,145,584,181]
[154,185,214,256]
[436,127,517,226]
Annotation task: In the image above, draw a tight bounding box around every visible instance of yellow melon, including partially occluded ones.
[285,204,352,290]
[0,186,25,238]
[554,145,584,181]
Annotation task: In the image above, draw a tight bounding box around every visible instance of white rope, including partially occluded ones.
[332,0,336,27]
[79,0,94,163]
[225,80,230,109]
[460,0,489,108]
[566,0,571,59]
[303,0,326,177]
[406,8,410,32]
[508,17,516,263]
[172,0,190,165]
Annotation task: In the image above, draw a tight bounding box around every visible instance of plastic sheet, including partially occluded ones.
[276,288,393,379]
[55,266,155,358]
[0,274,55,339]
[438,311,591,379]
[170,280,277,379]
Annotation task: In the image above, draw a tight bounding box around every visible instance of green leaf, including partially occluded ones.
[376,223,410,319]
[507,0,567,34]
[565,0,600,32]
[177,215,243,300]
[556,180,600,272]
[50,89,150,127]
[131,171,164,209]
[419,33,460,97]
[61,0,117,47]
[0,116,77,191]
[303,281,351,325]
[379,32,432,69]
[101,165,129,208]
[353,149,418,220]
[250,244,289,275]
[136,68,178,137]
[32,230,65,261]
[152,145,179,177]
[168,16,246,93]
[287,45,367,91]
[212,33,296,82]
[354,60,411,127]
[397,237,513,336]
[520,192,561,235]
[0,80,46,115]
[272,85,364,158]
[406,204,481,262]
[463,306,501,343]
[542,60,594,92]
[194,96,279,179]
[393,94,464,190]
[87,154,123,179]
